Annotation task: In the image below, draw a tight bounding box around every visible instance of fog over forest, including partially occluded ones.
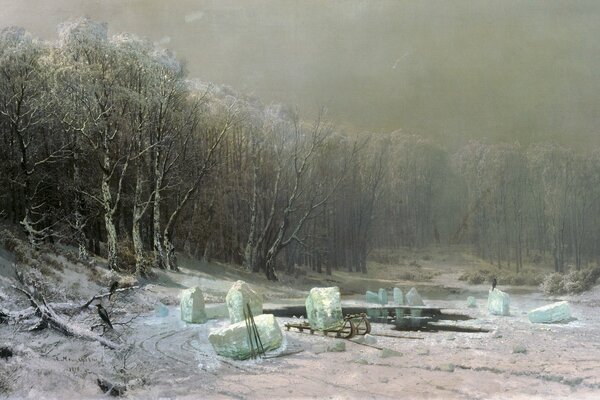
[1,0,599,147]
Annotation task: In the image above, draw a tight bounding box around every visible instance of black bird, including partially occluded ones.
[96,304,113,329]
[492,277,497,292]
[108,281,119,301]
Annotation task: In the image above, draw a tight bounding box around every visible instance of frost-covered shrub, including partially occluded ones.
[39,253,65,272]
[87,265,110,285]
[0,368,13,395]
[460,267,543,286]
[584,266,600,286]
[396,269,434,281]
[564,270,587,294]
[60,249,82,265]
[459,269,492,285]
[0,229,20,252]
[567,266,600,293]
[0,229,31,264]
[119,274,139,288]
[397,271,416,281]
[541,267,600,295]
[541,273,567,295]
[502,269,544,286]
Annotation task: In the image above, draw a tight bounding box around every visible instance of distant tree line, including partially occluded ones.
[1,19,598,280]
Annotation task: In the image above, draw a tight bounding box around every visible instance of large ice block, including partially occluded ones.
[366,290,380,304]
[366,290,384,318]
[393,287,404,320]
[208,314,283,360]
[528,301,571,323]
[406,287,424,306]
[487,289,510,316]
[180,287,207,323]
[393,288,404,305]
[305,286,344,330]
[378,288,388,305]
[226,280,263,324]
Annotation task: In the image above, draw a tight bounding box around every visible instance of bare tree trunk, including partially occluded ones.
[132,219,144,274]
[264,216,287,281]
[163,232,177,271]
[74,209,89,261]
[73,152,89,261]
[153,196,164,268]
[132,164,146,275]
[101,169,118,270]
[243,161,259,270]
[99,146,128,271]
[245,167,280,274]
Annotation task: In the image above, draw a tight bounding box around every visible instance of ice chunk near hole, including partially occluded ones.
[406,287,424,306]
[180,287,207,323]
[154,302,169,317]
[393,288,404,305]
[467,296,477,308]
[353,333,377,345]
[487,288,510,316]
[327,340,346,352]
[225,280,263,324]
[380,348,402,358]
[393,287,405,320]
[366,290,384,318]
[528,301,571,324]
[366,289,387,305]
[365,290,384,318]
[305,286,343,330]
[378,288,388,305]
[208,314,283,360]
[366,290,380,304]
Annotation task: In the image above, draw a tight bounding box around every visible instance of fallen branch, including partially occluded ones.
[11,285,121,349]
[263,349,305,359]
[345,339,384,351]
[81,286,140,309]
[370,333,424,340]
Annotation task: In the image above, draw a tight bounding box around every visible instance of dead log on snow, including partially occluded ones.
[11,285,121,349]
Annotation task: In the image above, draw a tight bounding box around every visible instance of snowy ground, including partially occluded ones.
[1,248,600,399]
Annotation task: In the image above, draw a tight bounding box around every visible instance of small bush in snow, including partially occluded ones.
[541,266,600,295]
[541,273,567,295]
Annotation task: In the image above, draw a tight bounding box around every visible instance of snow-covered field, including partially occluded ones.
[1,249,600,399]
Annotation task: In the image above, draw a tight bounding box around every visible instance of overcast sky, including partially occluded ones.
[1,0,598,148]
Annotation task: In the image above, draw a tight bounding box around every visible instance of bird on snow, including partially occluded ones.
[96,304,113,329]
[492,277,497,292]
[108,281,119,301]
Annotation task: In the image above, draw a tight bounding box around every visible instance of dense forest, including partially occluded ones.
[1,19,600,281]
